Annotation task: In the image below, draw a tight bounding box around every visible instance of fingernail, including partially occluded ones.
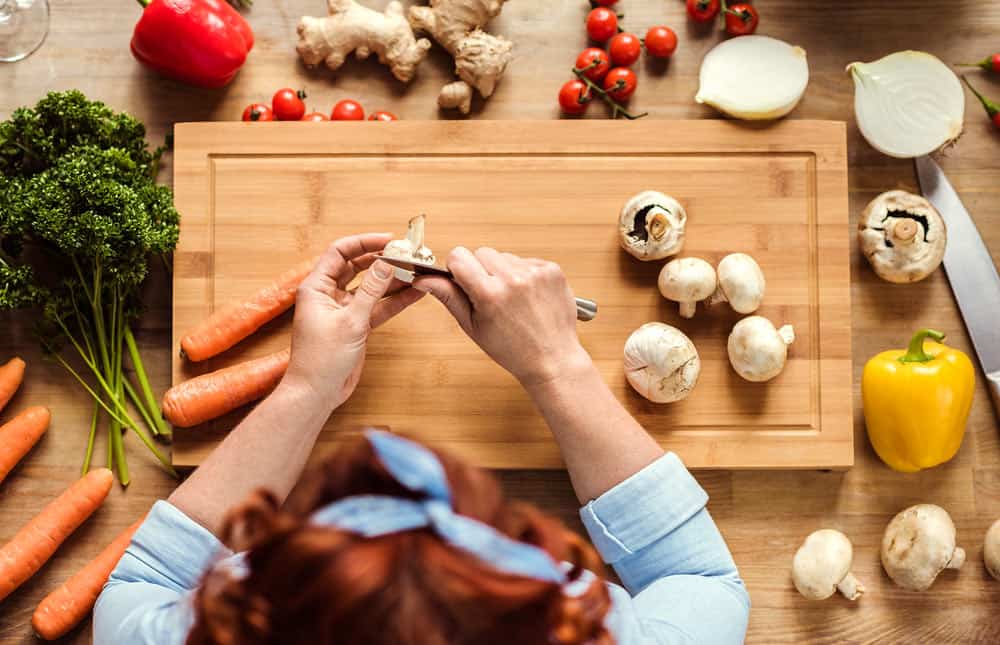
[411,281,430,293]
[372,260,392,279]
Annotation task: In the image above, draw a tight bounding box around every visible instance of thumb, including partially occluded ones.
[349,260,395,319]
[412,276,473,330]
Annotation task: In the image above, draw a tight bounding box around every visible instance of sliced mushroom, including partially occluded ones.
[858,190,947,283]
[985,519,1000,581]
[383,214,436,282]
[881,504,965,591]
[618,191,687,261]
[658,258,717,318]
[711,253,766,314]
[624,323,700,403]
[727,315,794,382]
[792,529,865,601]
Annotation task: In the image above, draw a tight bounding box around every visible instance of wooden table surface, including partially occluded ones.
[1,1,999,642]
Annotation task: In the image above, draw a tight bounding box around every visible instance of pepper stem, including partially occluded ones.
[898,329,946,364]
[135,0,151,8]
[961,75,1000,117]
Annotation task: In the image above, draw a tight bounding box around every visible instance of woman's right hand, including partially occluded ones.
[412,247,591,387]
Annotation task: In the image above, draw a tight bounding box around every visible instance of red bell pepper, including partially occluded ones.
[131,0,254,89]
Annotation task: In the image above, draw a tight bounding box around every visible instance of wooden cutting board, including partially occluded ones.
[171,120,851,470]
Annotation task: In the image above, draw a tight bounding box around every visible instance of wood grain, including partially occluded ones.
[1,0,999,643]
[170,119,852,469]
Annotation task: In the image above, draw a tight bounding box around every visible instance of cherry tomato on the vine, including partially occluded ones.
[725,3,759,36]
[272,88,307,121]
[368,110,398,121]
[331,99,365,120]
[591,0,618,6]
[586,7,618,42]
[602,67,637,101]
[686,0,720,23]
[644,26,677,58]
[575,47,611,82]
[301,112,328,121]
[608,32,641,67]
[241,103,274,122]
[558,79,591,115]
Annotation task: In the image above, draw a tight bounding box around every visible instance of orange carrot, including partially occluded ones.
[162,348,291,427]
[0,357,26,414]
[0,406,50,485]
[31,517,144,640]
[0,468,114,602]
[180,258,315,362]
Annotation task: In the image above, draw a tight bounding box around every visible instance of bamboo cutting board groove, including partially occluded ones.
[171,120,852,470]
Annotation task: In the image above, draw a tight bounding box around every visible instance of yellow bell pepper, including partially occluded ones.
[862,329,975,473]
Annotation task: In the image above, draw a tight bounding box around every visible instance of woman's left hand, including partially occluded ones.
[285,233,425,408]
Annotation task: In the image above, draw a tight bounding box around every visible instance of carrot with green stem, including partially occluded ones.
[163,348,291,427]
[0,468,114,602]
[0,406,50,485]
[31,516,144,640]
[0,357,26,414]
[180,258,316,362]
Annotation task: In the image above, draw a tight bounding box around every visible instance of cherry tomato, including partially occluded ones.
[686,0,720,23]
[272,88,307,121]
[368,110,398,121]
[602,67,637,102]
[591,0,618,5]
[558,80,591,115]
[608,32,641,67]
[301,112,329,121]
[575,47,611,82]
[725,3,759,36]
[586,7,618,43]
[241,103,274,122]
[331,99,365,121]
[644,26,678,59]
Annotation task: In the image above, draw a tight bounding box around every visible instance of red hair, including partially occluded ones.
[187,435,614,645]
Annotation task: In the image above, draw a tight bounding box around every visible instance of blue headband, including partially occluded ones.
[309,430,569,586]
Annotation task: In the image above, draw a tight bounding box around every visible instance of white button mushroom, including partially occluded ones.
[858,190,947,283]
[383,214,436,282]
[618,191,687,261]
[985,519,1000,581]
[727,316,794,382]
[624,323,700,403]
[658,258,717,319]
[792,529,865,601]
[711,253,766,314]
[881,504,965,591]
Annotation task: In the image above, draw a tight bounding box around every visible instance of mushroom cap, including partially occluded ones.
[624,322,701,403]
[983,519,1000,581]
[881,504,963,591]
[727,316,794,382]
[858,190,947,283]
[715,253,766,314]
[618,191,687,261]
[792,529,855,600]
[658,257,717,304]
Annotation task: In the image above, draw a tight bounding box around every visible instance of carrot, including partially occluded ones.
[180,258,315,362]
[0,468,114,602]
[0,406,50,485]
[31,517,144,640]
[0,357,26,414]
[162,348,290,427]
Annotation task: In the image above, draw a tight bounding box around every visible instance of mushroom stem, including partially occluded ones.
[678,301,696,318]
[888,218,919,245]
[899,328,946,364]
[778,324,795,346]
[946,547,966,570]
[835,572,865,600]
[406,214,426,247]
[647,212,669,241]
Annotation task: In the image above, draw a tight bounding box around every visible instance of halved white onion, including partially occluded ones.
[847,51,964,159]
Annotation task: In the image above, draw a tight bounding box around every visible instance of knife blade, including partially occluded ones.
[915,155,1000,419]
[376,255,599,322]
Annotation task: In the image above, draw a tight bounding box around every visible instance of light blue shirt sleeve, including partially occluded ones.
[580,452,750,644]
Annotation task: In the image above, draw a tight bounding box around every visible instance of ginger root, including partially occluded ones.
[297,0,432,83]
[409,0,513,111]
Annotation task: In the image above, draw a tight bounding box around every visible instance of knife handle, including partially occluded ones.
[987,370,1000,423]
[575,297,598,322]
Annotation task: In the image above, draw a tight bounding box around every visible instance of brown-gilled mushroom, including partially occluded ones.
[858,190,947,283]
[727,315,794,382]
[624,323,700,403]
[792,529,865,601]
[711,253,766,314]
[383,214,436,282]
[618,191,687,261]
[658,258,717,318]
[881,504,965,591]
[983,519,1000,581]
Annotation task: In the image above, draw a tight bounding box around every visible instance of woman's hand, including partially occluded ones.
[285,233,424,407]
[413,247,590,388]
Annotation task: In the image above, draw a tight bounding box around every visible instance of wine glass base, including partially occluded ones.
[0,0,50,63]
